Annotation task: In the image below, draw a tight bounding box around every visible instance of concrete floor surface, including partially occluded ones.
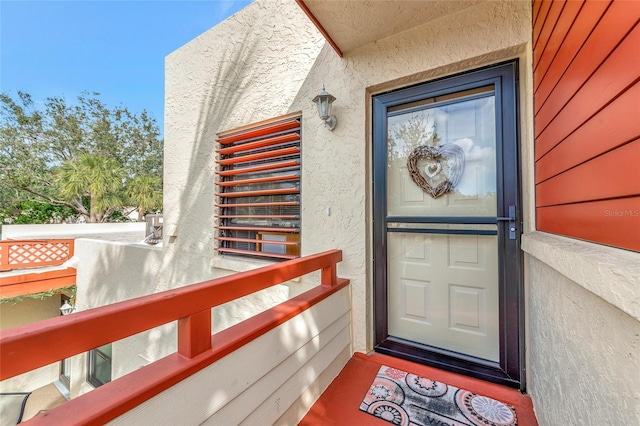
[22,383,66,421]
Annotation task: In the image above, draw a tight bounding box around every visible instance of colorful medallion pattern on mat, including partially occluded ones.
[359,366,517,426]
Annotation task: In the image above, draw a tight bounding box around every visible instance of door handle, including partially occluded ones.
[496,205,517,240]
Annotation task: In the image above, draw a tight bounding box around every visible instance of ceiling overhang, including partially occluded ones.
[296,0,482,57]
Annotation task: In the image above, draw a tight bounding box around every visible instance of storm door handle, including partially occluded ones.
[496,205,517,240]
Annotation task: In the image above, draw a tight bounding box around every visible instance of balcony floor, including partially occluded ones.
[301,352,538,425]
[21,383,66,422]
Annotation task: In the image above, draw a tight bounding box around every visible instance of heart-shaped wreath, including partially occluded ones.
[407,143,465,198]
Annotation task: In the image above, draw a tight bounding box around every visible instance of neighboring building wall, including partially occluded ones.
[0,296,61,392]
[70,234,293,398]
[1,223,146,241]
[70,238,166,398]
[525,0,640,424]
[0,295,61,331]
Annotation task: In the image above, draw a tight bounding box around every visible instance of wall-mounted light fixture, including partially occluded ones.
[60,300,76,315]
[312,85,337,130]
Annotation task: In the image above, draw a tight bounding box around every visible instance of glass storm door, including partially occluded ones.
[372,62,523,389]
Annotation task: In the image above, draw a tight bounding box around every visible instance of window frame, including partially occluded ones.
[215,113,302,261]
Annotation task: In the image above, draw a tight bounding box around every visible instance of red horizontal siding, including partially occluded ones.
[536,22,640,160]
[534,0,610,103]
[536,197,640,252]
[535,82,640,183]
[533,0,553,49]
[533,1,582,88]
[533,0,565,68]
[534,0,640,252]
[533,0,543,28]
[536,139,640,206]
[536,3,639,140]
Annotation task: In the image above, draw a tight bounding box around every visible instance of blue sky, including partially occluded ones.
[0,0,253,137]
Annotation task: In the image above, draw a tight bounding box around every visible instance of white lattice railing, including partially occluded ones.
[0,239,75,272]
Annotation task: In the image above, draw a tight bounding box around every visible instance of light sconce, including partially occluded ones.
[312,85,337,131]
[60,300,76,315]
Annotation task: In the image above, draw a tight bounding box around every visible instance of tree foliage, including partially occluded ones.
[0,91,163,223]
[127,174,163,221]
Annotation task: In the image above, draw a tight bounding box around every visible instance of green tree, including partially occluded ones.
[56,153,126,222]
[0,91,163,223]
[126,174,162,221]
[4,201,74,225]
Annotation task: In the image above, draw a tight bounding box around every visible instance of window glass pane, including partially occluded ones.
[387,89,497,217]
[94,352,111,385]
[97,344,112,357]
[88,344,112,387]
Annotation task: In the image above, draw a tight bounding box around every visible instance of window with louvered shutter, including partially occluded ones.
[215,113,301,260]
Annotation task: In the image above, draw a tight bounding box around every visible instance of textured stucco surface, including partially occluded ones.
[165,0,532,356]
[166,0,639,423]
[162,0,324,310]
[527,254,640,425]
[523,232,640,321]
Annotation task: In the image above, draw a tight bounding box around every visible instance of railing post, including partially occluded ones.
[177,310,212,359]
[321,262,337,287]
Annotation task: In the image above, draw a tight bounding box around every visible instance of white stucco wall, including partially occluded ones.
[163,0,325,288]
[2,1,631,425]
[165,0,532,355]
[71,238,167,398]
[523,232,640,425]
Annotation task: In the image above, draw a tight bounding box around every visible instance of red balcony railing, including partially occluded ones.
[0,239,75,271]
[0,249,349,425]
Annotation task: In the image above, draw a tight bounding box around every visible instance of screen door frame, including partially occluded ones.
[372,61,524,390]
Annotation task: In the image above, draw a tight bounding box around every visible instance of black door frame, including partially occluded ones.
[372,61,524,390]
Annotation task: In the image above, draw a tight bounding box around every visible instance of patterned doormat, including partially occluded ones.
[359,365,517,426]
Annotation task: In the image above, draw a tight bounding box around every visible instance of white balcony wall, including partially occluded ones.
[107,286,351,425]
[1,223,145,241]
